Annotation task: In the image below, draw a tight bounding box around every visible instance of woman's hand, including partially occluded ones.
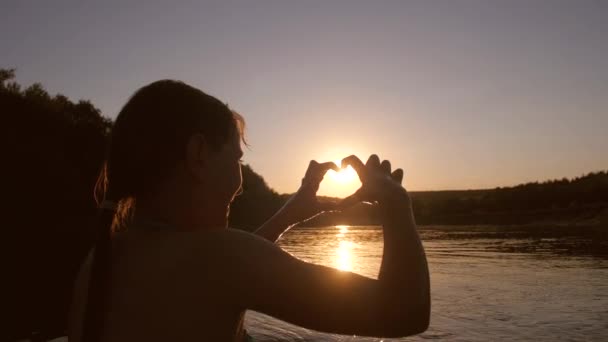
[280,155,408,225]
[277,160,341,225]
[338,154,409,208]
[255,155,409,242]
[254,160,340,242]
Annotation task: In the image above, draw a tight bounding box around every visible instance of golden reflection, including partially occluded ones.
[335,225,354,272]
[336,241,354,272]
[336,225,349,238]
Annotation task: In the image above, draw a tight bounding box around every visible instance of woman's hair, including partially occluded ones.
[82,80,245,341]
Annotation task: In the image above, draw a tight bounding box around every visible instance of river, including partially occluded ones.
[245,225,608,341]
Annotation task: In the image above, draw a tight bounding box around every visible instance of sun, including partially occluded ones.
[317,157,362,197]
[328,160,358,183]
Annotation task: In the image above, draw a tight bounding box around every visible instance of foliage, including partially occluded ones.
[229,164,285,230]
[2,68,111,340]
[307,173,608,226]
[409,172,608,225]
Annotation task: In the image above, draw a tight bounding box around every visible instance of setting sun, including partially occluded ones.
[329,160,358,183]
[316,159,362,198]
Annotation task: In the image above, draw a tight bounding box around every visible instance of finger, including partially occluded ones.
[336,193,360,210]
[304,160,320,180]
[303,160,328,186]
[302,161,339,190]
[336,187,368,210]
[317,161,340,173]
[341,155,367,181]
[335,200,375,211]
[380,160,391,174]
[366,154,381,169]
[318,200,339,212]
[391,168,404,184]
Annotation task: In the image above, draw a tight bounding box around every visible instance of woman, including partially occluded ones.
[68,80,430,341]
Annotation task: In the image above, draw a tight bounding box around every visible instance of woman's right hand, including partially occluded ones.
[338,154,410,208]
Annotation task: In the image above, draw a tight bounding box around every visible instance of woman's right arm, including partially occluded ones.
[344,154,431,335]
[205,155,430,338]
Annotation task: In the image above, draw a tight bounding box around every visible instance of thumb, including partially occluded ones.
[318,200,340,212]
[336,188,367,210]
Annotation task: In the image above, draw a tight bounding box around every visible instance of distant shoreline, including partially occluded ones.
[297,205,608,229]
[294,223,608,258]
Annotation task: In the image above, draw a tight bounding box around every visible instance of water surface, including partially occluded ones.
[245,225,608,341]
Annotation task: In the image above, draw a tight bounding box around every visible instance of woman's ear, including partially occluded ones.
[185,133,208,180]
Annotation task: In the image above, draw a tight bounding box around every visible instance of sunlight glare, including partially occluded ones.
[336,240,354,272]
[317,155,362,198]
[328,160,358,183]
[336,225,349,237]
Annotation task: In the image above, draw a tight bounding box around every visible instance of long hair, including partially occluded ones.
[81,80,245,341]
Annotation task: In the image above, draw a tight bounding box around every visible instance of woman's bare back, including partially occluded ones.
[69,225,249,342]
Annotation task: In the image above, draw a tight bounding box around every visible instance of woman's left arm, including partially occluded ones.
[254,160,339,242]
[254,208,296,242]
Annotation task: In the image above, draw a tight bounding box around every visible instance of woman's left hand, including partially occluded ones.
[277,160,341,225]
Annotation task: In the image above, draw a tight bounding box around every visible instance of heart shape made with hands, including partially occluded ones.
[290,154,404,225]
[326,160,359,184]
[304,155,404,212]
[305,160,362,200]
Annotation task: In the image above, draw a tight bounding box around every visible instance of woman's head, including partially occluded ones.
[84,80,245,342]
[95,80,246,229]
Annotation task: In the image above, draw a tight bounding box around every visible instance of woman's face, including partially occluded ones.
[206,131,244,204]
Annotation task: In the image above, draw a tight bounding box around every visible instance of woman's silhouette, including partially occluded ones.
[68,80,430,341]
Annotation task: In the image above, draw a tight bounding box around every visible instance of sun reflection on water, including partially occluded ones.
[336,225,349,238]
[335,225,354,272]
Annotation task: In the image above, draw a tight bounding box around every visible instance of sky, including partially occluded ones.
[2,0,607,197]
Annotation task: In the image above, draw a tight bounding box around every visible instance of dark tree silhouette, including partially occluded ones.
[228,164,285,230]
[2,68,110,340]
[306,172,608,226]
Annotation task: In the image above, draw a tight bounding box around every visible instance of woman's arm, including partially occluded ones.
[254,160,339,242]
[343,154,431,333]
[253,209,295,242]
[375,191,430,335]
[218,155,430,337]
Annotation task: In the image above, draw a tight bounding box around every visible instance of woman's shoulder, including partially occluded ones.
[179,228,291,275]
[115,225,285,277]
[185,228,278,258]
